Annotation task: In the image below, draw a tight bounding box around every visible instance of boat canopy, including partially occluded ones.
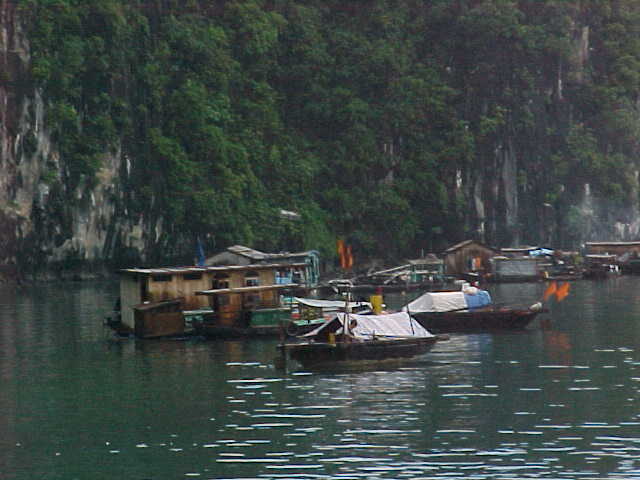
[303,311,433,339]
[403,289,492,314]
[293,297,371,310]
[196,284,297,296]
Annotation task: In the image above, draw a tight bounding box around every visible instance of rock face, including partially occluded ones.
[1,0,33,280]
[0,1,142,281]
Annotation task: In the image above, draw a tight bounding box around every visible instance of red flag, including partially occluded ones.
[556,282,570,302]
[543,281,557,302]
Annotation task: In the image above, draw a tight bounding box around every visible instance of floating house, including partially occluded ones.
[113,263,306,338]
[205,245,321,287]
[585,242,640,274]
[490,256,540,282]
[443,240,498,278]
[408,257,446,284]
[350,255,446,290]
[583,254,618,278]
[585,242,640,256]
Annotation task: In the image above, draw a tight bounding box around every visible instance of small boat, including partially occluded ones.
[278,311,443,369]
[404,287,544,333]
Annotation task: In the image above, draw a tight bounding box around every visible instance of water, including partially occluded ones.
[3,277,640,478]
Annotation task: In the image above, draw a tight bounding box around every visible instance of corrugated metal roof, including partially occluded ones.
[227,245,268,259]
[227,244,318,260]
[501,246,539,253]
[444,239,496,254]
[408,258,443,265]
[120,263,307,275]
[586,242,640,246]
[492,256,538,262]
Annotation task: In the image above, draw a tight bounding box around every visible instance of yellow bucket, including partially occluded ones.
[370,294,383,314]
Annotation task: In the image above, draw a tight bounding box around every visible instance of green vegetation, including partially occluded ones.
[18,0,640,264]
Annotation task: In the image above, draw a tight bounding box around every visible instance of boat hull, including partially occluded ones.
[412,308,539,333]
[281,337,438,369]
[192,320,322,339]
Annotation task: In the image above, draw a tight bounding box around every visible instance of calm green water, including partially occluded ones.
[3,277,640,479]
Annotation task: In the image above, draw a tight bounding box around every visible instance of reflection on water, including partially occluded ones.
[4,277,640,478]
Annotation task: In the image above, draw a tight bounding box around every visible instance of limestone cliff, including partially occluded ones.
[0,0,149,281]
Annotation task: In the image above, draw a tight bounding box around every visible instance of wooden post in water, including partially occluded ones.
[275,320,288,371]
[344,283,352,338]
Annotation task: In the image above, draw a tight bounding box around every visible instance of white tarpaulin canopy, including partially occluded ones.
[294,297,371,310]
[303,312,433,339]
[402,291,468,314]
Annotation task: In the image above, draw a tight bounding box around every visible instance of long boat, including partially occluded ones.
[403,288,544,333]
[278,311,444,369]
[191,285,319,339]
[191,313,325,339]
[190,291,371,339]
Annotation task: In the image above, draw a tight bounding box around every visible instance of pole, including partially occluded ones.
[407,301,415,335]
[344,284,351,336]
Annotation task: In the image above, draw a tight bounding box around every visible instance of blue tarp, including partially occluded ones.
[529,248,554,257]
[464,290,492,309]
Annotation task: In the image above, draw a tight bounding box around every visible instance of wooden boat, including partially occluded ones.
[321,266,452,294]
[192,311,324,338]
[191,295,371,339]
[191,284,321,339]
[404,288,544,333]
[278,311,443,369]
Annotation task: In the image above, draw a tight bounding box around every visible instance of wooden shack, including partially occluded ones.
[133,299,184,339]
[205,245,321,287]
[443,240,498,277]
[117,263,306,336]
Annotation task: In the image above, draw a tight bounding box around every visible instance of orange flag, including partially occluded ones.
[556,282,570,302]
[345,245,354,270]
[337,239,346,269]
[543,281,557,302]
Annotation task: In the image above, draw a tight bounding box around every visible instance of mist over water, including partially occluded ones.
[3,277,640,478]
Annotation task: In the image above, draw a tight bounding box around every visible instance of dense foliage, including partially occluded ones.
[18,0,640,265]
